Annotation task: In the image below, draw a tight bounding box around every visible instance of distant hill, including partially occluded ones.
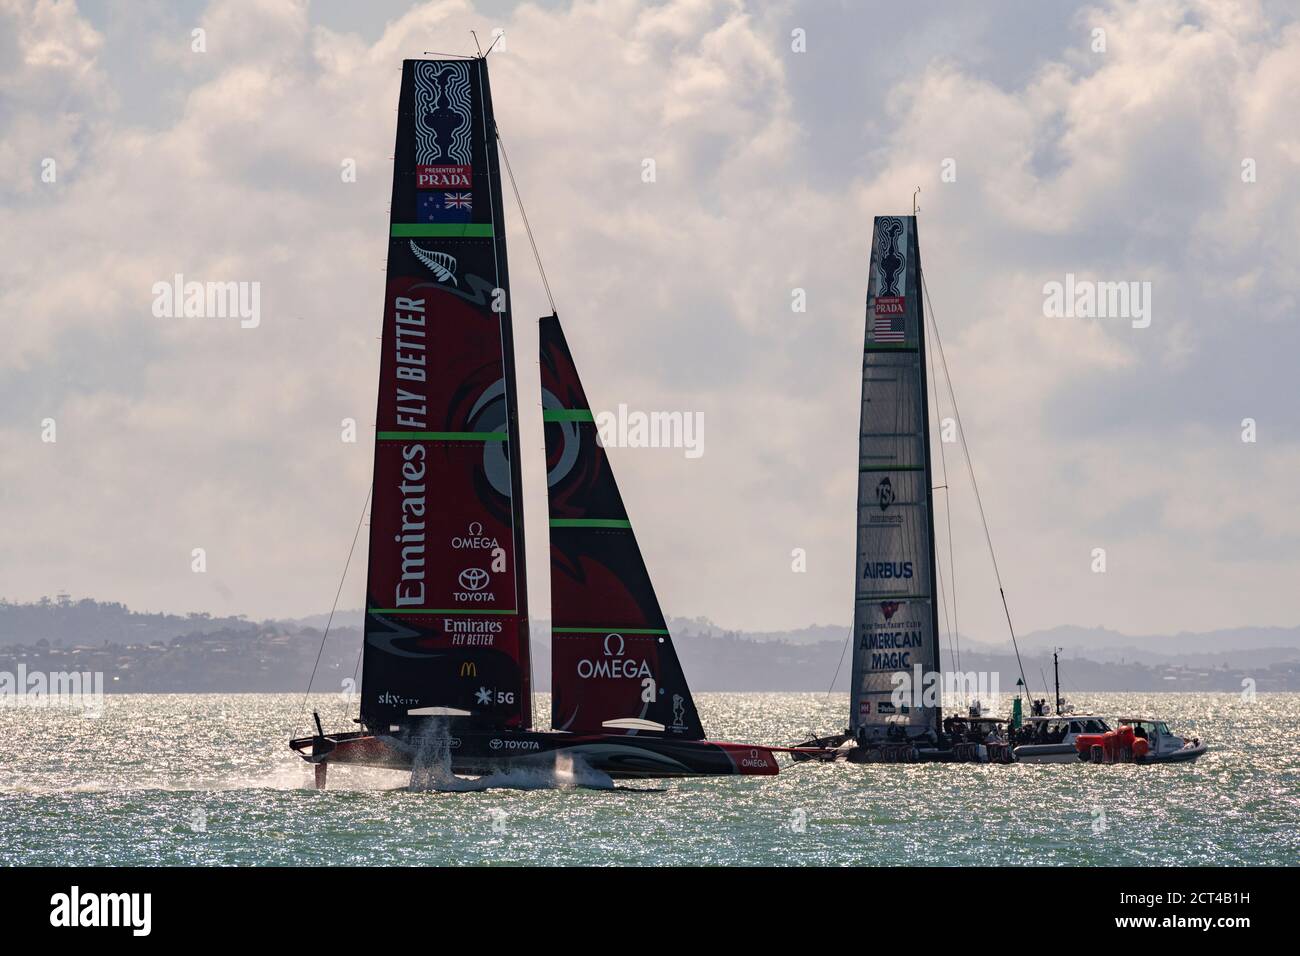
[662,616,849,647]
[1015,623,1300,660]
[1,597,1296,692]
[0,596,256,647]
[282,609,364,631]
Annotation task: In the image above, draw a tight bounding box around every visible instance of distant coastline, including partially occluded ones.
[2,597,1298,693]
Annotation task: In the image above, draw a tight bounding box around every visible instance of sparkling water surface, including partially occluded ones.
[1,693,1295,866]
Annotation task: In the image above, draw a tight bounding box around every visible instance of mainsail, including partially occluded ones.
[539,314,705,739]
[848,215,942,740]
[359,58,532,730]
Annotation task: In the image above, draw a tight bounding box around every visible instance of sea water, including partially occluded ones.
[0,692,1295,866]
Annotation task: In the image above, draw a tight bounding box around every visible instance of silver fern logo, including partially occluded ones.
[410,242,457,285]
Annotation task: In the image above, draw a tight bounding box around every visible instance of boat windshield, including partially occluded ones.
[1122,720,1158,738]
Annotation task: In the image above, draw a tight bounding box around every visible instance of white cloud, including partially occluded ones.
[0,0,1297,641]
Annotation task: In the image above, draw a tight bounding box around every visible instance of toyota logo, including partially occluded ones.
[489,738,503,750]
[459,568,489,591]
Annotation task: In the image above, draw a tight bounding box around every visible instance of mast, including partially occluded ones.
[848,216,942,742]
[358,56,532,731]
[1053,649,1062,716]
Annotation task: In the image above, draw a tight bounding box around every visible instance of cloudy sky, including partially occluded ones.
[2,0,1297,643]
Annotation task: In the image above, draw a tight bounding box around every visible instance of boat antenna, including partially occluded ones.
[471,30,484,57]
[496,124,557,314]
[920,271,1033,701]
[483,31,503,56]
[913,186,921,216]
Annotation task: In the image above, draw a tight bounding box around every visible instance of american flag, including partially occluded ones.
[445,192,473,210]
[871,305,905,342]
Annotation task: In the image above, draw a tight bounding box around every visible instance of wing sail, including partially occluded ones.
[539,314,705,740]
[848,216,942,740]
[359,58,532,730]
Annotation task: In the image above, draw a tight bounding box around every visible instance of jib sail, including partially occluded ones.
[360,58,532,730]
[539,314,705,740]
[848,215,942,740]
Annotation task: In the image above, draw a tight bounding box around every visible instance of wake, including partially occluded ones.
[405,718,615,793]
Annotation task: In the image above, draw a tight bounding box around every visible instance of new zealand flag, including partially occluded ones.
[417,191,473,223]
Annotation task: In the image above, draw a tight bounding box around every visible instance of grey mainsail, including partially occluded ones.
[848,215,942,740]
